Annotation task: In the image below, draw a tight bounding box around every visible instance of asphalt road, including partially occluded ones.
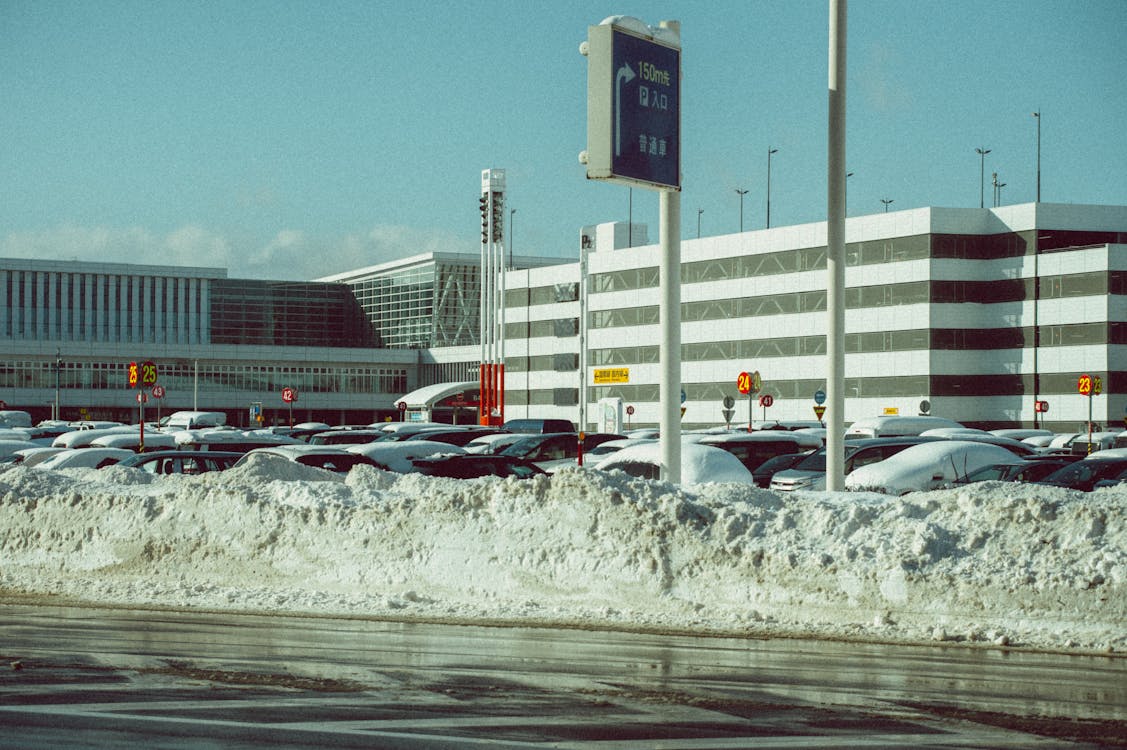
[0,603,1124,748]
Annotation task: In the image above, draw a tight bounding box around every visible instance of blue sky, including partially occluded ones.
[2,1,1125,281]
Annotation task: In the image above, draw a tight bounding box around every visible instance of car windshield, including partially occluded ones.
[1040,459,1127,487]
[500,436,547,458]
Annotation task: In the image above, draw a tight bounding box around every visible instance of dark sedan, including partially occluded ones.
[409,454,546,479]
[112,451,243,475]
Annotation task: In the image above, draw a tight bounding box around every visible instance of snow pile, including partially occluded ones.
[0,455,1123,653]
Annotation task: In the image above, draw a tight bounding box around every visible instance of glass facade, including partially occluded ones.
[210,280,377,348]
[343,261,481,349]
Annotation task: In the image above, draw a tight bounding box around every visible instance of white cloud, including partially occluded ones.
[0,224,474,281]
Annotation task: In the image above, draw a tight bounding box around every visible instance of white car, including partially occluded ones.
[233,445,379,473]
[596,442,755,485]
[845,440,1016,495]
[463,433,526,455]
[35,448,134,470]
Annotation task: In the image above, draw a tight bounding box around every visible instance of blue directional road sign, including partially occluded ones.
[585,19,681,190]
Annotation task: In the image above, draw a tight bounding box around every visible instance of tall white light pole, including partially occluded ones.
[766,147,779,227]
[735,188,748,232]
[976,147,991,208]
[1033,111,1041,202]
[825,0,847,491]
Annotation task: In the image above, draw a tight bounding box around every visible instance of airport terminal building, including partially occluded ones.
[0,201,1124,431]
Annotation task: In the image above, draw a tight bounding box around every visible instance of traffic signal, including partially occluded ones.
[479,194,489,243]
[490,191,504,243]
[1034,400,1049,413]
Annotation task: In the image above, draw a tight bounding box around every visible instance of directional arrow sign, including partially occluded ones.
[585,19,681,190]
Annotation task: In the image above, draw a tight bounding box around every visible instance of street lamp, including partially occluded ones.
[697,208,704,238]
[975,147,991,208]
[992,172,1007,207]
[1032,111,1041,203]
[735,188,748,232]
[508,208,515,269]
[54,349,61,421]
[766,147,779,227]
[880,198,894,213]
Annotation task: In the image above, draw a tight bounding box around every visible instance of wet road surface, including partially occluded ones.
[0,603,1124,748]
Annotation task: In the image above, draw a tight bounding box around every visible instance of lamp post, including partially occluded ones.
[735,188,748,232]
[54,348,61,421]
[1032,111,1041,203]
[975,147,991,208]
[508,208,515,270]
[992,173,1006,207]
[880,198,894,213]
[766,147,779,227]
[697,208,703,238]
[845,171,853,215]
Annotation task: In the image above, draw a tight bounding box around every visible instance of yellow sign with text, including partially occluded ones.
[593,367,630,385]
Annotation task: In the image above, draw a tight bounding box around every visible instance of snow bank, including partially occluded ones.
[0,455,1123,653]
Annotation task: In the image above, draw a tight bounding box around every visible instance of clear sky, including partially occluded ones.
[2,1,1125,281]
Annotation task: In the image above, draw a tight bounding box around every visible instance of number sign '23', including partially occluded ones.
[1078,373,1102,396]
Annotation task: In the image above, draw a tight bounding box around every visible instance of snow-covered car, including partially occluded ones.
[463,433,527,455]
[173,429,303,453]
[0,438,43,462]
[35,447,135,470]
[233,445,380,473]
[770,437,943,492]
[345,441,466,473]
[90,432,178,451]
[52,425,138,449]
[596,442,755,485]
[844,441,1016,495]
[7,447,68,467]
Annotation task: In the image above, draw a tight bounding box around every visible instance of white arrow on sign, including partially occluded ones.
[614,62,636,157]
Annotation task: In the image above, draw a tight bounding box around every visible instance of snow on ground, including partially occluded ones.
[0,454,1123,654]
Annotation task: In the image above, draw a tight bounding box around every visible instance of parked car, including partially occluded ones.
[500,432,624,468]
[114,450,243,475]
[463,433,528,455]
[173,429,303,453]
[404,428,504,447]
[7,447,68,467]
[345,442,467,473]
[845,441,1021,495]
[35,448,134,470]
[690,431,823,474]
[596,442,755,485]
[501,418,576,434]
[599,442,757,482]
[750,451,815,488]
[1036,448,1127,491]
[91,432,178,452]
[233,445,381,473]
[770,437,943,492]
[0,438,43,462]
[845,415,963,439]
[409,454,546,479]
[952,455,1082,485]
[307,429,387,446]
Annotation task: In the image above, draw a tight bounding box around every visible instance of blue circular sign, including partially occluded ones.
[680,388,687,404]
[814,389,827,405]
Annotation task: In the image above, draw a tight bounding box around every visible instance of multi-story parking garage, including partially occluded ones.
[505,203,1127,432]
[1,202,1124,431]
